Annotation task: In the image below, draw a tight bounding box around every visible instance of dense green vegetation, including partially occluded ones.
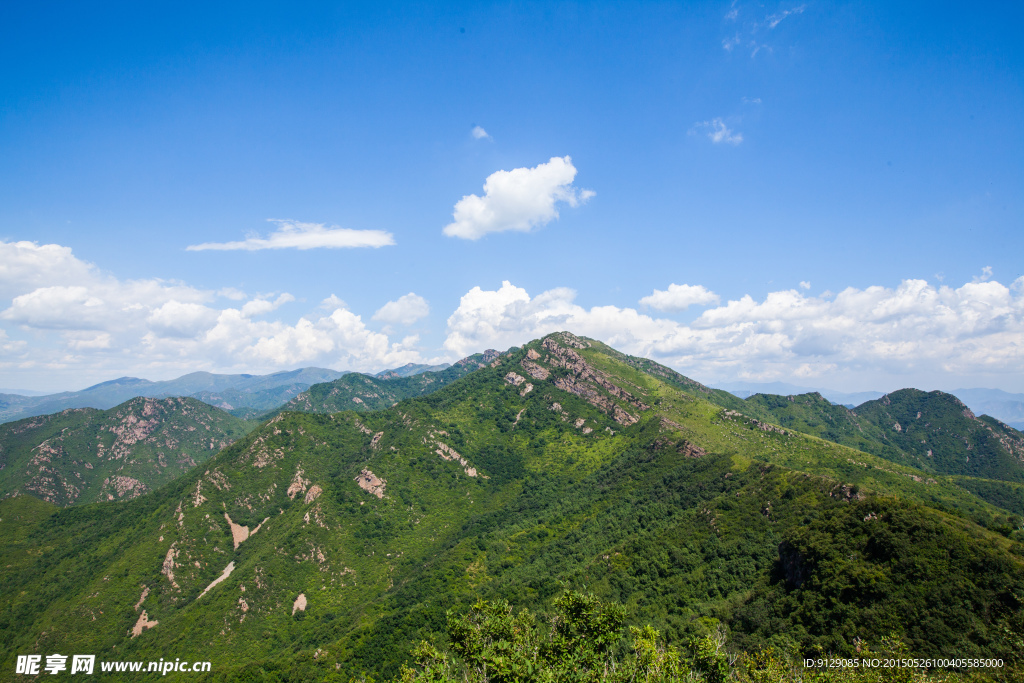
[0,396,255,506]
[399,590,1014,683]
[741,390,1024,485]
[0,333,1021,682]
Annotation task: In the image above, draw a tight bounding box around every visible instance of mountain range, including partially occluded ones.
[714,381,1024,430]
[1,332,1021,681]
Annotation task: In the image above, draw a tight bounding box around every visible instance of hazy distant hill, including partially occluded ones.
[0,365,465,424]
[277,351,501,416]
[0,368,350,423]
[0,397,254,506]
[373,362,451,379]
[711,380,886,406]
[952,388,1024,431]
[715,380,1024,429]
[1,332,1021,680]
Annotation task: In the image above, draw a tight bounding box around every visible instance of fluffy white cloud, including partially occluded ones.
[0,240,98,300]
[373,293,430,326]
[240,293,295,318]
[147,301,220,338]
[187,220,395,251]
[443,278,1024,390]
[471,126,492,140]
[442,156,594,240]
[0,240,425,385]
[640,284,720,312]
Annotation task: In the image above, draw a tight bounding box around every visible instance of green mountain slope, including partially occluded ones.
[853,389,1024,481]
[742,389,1024,484]
[0,397,255,506]
[0,333,1020,682]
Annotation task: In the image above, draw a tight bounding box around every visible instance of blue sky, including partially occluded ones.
[1,1,1022,393]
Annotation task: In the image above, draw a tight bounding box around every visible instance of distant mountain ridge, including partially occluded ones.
[714,381,1024,429]
[0,368,347,423]
[0,365,463,424]
[373,362,451,379]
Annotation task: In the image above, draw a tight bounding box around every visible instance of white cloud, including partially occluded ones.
[694,118,743,145]
[973,266,993,283]
[218,287,247,301]
[471,125,492,140]
[722,34,740,51]
[0,240,98,300]
[442,156,595,240]
[147,301,220,339]
[640,284,720,312]
[320,294,348,310]
[240,293,295,318]
[186,220,395,251]
[766,5,806,29]
[0,240,425,384]
[443,279,1024,389]
[799,281,811,290]
[373,293,430,326]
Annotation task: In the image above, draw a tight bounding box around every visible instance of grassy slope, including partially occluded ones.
[0,333,1020,681]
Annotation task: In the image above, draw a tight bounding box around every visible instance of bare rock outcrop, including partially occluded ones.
[198,561,236,599]
[436,442,478,477]
[355,469,386,498]
[304,485,323,504]
[162,543,179,588]
[130,610,158,638]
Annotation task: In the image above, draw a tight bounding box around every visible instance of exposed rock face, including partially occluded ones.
[198,561,235,599]
[134,586,150,611]
[286,467,311,499]
[525,336,649,426]
[520,360,550,380]
[293,593,307,615]
[162,543,179,588]
[504,372,533,397]
[505,372,527,387]
[304,485,323,504]
[435,442,478,477]
[355,469,386,498]
[130,610,158,638]
[224,513,249,549]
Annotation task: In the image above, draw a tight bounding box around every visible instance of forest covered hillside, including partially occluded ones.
[0,397,255,506]
[0,333,1020,682]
